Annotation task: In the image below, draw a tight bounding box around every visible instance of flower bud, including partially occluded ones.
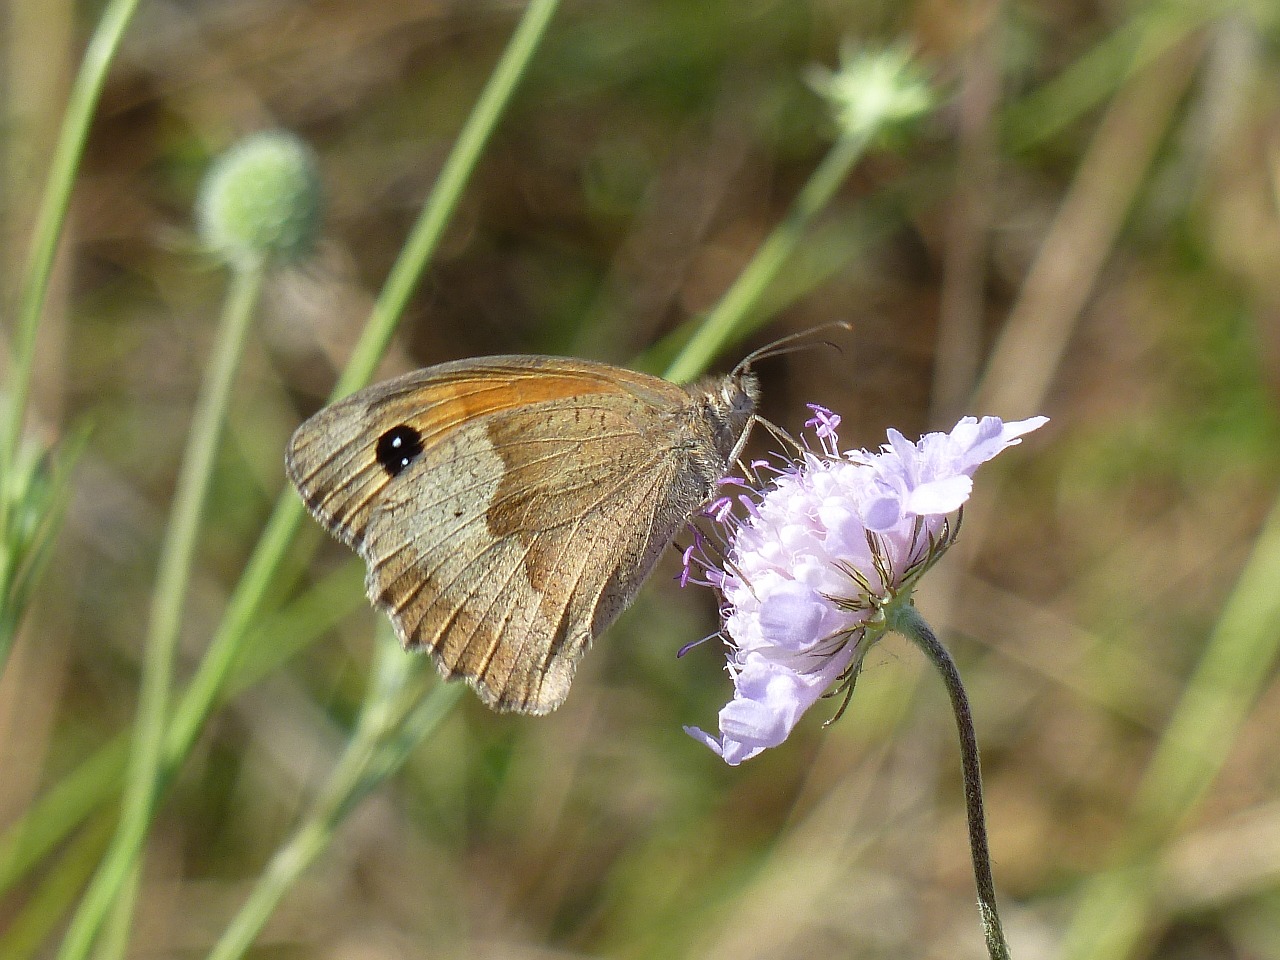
[197,130,322,267]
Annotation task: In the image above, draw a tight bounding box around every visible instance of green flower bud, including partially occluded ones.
[197,130,322,267]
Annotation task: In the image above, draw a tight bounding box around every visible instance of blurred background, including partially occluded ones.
[4,0,1280,957]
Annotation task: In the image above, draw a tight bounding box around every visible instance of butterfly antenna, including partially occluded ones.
[731,321,853,377]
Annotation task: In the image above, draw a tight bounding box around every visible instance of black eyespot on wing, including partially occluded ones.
[375,425,424,478]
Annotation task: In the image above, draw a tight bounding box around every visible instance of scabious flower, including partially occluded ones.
[805,43,934,143]
[683,409,1048,765]
[197,130,322,268]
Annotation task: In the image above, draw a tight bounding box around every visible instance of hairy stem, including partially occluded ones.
[890,601,1011,960]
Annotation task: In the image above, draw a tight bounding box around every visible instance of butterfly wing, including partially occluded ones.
[287,357,683,549]
[286,357,717,714]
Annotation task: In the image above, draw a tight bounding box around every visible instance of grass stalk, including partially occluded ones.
[0,563,364,903]
[663,130,871,384]
[205,646,462,960]
[57,263,266,960]
[1060,494,1280,960]
[0,0,144,679]
[1,0,143,540]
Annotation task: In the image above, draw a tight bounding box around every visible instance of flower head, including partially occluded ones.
[197,130,322,268]
[806,44,935,143]
[684,411,1048,765]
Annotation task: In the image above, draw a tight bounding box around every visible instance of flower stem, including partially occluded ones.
[1,0,143,540]
[890,601,1011,960]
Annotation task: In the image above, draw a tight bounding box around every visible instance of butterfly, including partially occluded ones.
[286,354,758,714]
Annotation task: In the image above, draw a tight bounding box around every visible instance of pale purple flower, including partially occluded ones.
[683,410,1048,765]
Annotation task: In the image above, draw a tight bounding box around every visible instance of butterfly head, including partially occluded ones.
[695,369,760,465]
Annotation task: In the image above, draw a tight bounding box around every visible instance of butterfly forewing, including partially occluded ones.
[285,357,689,547]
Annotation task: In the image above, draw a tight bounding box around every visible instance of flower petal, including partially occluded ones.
[689,649,853,765]
[905,474,973,516]
[862,493,903,531]
[756,581,835,651]
[944,415,1049,474]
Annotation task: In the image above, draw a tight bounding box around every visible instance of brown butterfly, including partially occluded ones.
[285,355,759,714]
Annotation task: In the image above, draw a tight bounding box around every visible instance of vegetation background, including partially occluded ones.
[3,0,1280,958]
